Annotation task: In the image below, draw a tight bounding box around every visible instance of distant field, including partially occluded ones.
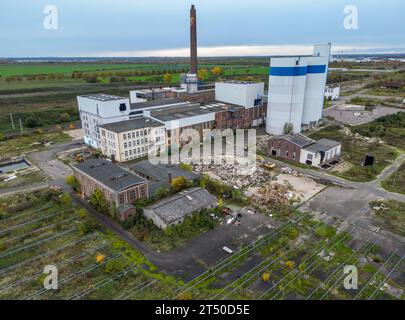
[0,63,257,77]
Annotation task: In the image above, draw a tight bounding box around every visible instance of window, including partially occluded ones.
[124,143,127,148]
[123,134,127,140]
[118,193,125,204]
[132,132,135,138]
[125,151,128,156]
[129,189,137,201]
[128,142,132,147]
[307,154,313,160]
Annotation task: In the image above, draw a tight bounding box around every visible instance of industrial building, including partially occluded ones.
[143,187,217,229]
[129,87,176,104]
[99,117,166,163]
[266,44,331,135]
[325,86,340,101]
[73,159,149,207]
[268,133,341,167]
[77,94,130,149]
[131,160,200,196]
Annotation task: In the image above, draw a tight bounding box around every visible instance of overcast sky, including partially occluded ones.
[0,0,404,57]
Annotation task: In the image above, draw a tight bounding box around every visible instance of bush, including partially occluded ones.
[24,116,42,128]
[59,193,72,207]
[171,176,188,192]
[89,189,109,214]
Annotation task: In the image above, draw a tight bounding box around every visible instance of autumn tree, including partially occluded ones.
[163,73,173,84]
[171,176,188,192]
[198,68,210,81]
[211,66,224,78]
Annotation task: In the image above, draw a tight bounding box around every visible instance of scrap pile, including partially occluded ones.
[250,182,292,213]
[193,158,272,188]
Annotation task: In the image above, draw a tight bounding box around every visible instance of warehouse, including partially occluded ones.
[143,187,217,229]
[131,160,199,195]
[300,139,341,167]
[268,133,341,167]
[73,159,149,207]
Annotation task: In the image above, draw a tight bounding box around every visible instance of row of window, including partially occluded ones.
[123,129,150,140]
[124,146,148,157]
[124,138,152,149]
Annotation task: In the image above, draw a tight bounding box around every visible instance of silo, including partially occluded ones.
[266,57,308,135]
[301,44,331,126]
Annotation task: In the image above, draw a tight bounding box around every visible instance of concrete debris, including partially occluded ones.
[193,157,272,188]
[250,182,291,212]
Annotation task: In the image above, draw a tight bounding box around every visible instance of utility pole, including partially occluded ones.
[19,118,23,135]
[392,166,398,188]
[10,113,15,130]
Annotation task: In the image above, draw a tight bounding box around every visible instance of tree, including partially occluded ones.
[171,176,188,192]
[163,73,173,84]
[59,112,71,123]
[89,189,109,214]
[24,116,42,128]
[0,133,4,141]
[262,272,270,282]
[211,66,224,78]
[285,260,295,270]
[59,193,72,207]
[65,175,76,187]
[283,122,294,134]
[198,68,210,81]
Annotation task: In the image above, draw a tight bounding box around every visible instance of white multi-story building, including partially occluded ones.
[99,117,165,163]
[77,94,130,149]
[325,86,341,101]
[215,81,264,109]
[266,44,331,135]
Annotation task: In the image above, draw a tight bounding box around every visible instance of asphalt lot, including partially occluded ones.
[300,186,405,257]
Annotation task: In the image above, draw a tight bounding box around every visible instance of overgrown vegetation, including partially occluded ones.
[370,200,405,237]
[308,124,399,182]
[381,162,405,194]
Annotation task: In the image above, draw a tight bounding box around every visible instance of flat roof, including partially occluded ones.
[79,93,127,101]
[150,102,227,122]
[133,88,172,94]
[145,187,217,225]
[217,80,264,85]
[73,159,147,193]
[130,98,186,110]
[100,117,163,133]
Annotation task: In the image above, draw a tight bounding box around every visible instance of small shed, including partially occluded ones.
[117,203,137,221]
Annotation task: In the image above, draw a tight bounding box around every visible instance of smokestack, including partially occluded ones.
[190,4,198,74]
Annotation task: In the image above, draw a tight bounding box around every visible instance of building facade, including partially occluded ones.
[99,117,166,163]
[268,134,341,167]
[77,94,130,149]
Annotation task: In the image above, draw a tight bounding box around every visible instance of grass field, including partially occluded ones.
[308,125,399,182]
[0,132,72,160]
[0,189,181,300]
[381,162,405,195]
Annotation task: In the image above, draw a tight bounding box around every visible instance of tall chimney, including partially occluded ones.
[190,4,198,75]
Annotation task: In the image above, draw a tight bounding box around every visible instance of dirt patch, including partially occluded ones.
[274,174,326,203]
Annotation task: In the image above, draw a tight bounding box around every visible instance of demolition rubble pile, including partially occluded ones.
[250,182,292,213]
[193,158,272,188]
